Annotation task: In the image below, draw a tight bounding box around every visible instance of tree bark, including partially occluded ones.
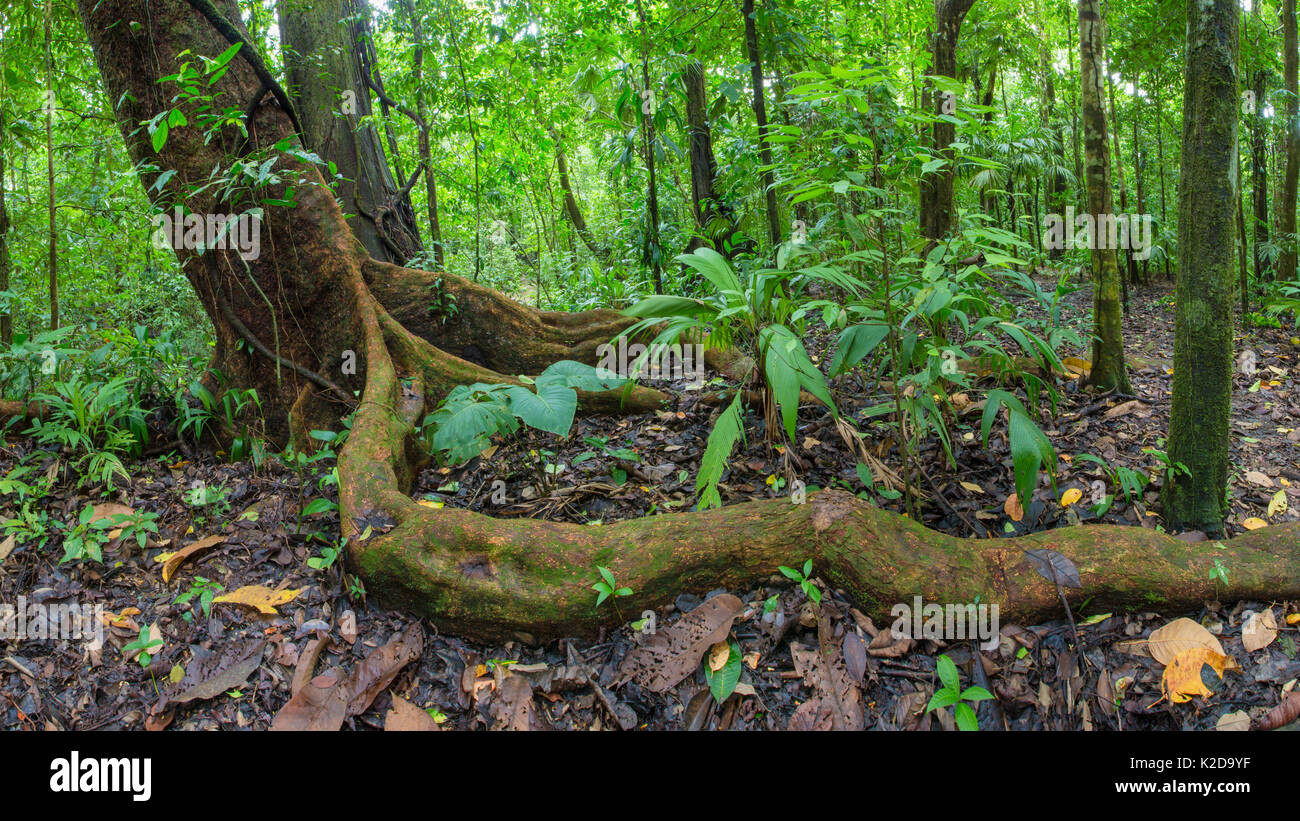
[920,0,976,242]
[72,0,1300,644]
[635,0,663,293]
[45,0,58,331]
[1282,0,1299,282]
[1252,66,1270,282]
[1164,0,1237,537]
[279,0,422,265]
[743,0,782,248]
[1107,73,1138,289]
[684,59,733,255]
[1078,0,1131,392]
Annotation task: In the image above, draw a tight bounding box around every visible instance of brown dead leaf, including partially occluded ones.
[345,622,424,716]
[0,534,15,564]
[1004,492,1024,522]
[161,535,225,583]
[489,674,541,731]
[167,640,265,704]
[385,694,442,731]
[272,668,350,731]
[1147,617,1225,665]
[615,594,743,692]
[1242,609,1278,652]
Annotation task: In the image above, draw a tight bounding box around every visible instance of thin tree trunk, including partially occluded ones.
[635,0,662,294]
[0,102,11,345]
[1107,73,1138,290]
[399,0,443,269]
[920,0,976,242]
[684,59,732,255]
[45,0,57,331]
[1281,0,1298,282]
[743,0,781,247]
[1132,83,1148,283]
[1154,82,1171,279]
[1252,66,1270,282]
[552,131,609,261]
[1164,0,1238,537]
[1078,0,1130,391]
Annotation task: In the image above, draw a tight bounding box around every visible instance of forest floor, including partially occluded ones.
[2,277,1298,731]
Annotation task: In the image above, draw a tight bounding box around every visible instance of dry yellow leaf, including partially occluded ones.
[707,640,730,672]
[1268,490,1288,519]
[1062,356,1092,374]
[417,498,444,509]
[1004,492,1024,522]
[1241,517,1269,531]
[1160,648,1237,704]
[213,585,302,615]
[1288,613,1300,626]
[1060,488,1083,507]
[1147,617,1225,665]
[959,481,984,494]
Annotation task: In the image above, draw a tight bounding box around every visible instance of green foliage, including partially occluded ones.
[422,360,629,464]
[925,654,993,731]
[778,559,822,604]
[122,624,164,669]
[174,576,223,620]
[981,389,1057,505]
[591,565,632,607]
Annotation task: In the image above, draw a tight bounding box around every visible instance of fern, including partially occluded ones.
[695,392,745,510]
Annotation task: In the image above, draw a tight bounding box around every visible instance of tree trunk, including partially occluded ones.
[279,0,423,265]
[399,0,444,270]
[1041,36,1067,261]
[1132,86,1148,283]
[1252,67,1270,282]
[1164,0,1237,537]
[1281,0,1299,282]
[635,0,663,293]
[1107,74,1138,289]
[69,0,1300,644]
[1078,0,1131,392]
[45,0,58,331]
[0,103,11,345]
[551,133,609,261]
[743,0,782,248]
[920,0,976,242]
[684,59,733,255]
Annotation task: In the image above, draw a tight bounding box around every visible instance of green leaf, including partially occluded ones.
[935,654,960,693]
[704,638,742,704]
[954,702,980,731]
[960,686,994,702]
[829,323,890,376]
[536,360,629,393]
[502,382,577,437]
[695,392,744,509]
[302,498,337,516]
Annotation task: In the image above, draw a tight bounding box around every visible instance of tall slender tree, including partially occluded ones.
[920,0,976,241]
[1281,0,1298,282]
[1077,0,1130,392]
[1164,0,1238,536]
[743,0,781,247]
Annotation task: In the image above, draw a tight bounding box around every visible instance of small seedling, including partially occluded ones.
[926,654,993,731]
[592,565,632,607]
[174,576,223,620]
[123,625,164,668]
[778,559,821,604]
